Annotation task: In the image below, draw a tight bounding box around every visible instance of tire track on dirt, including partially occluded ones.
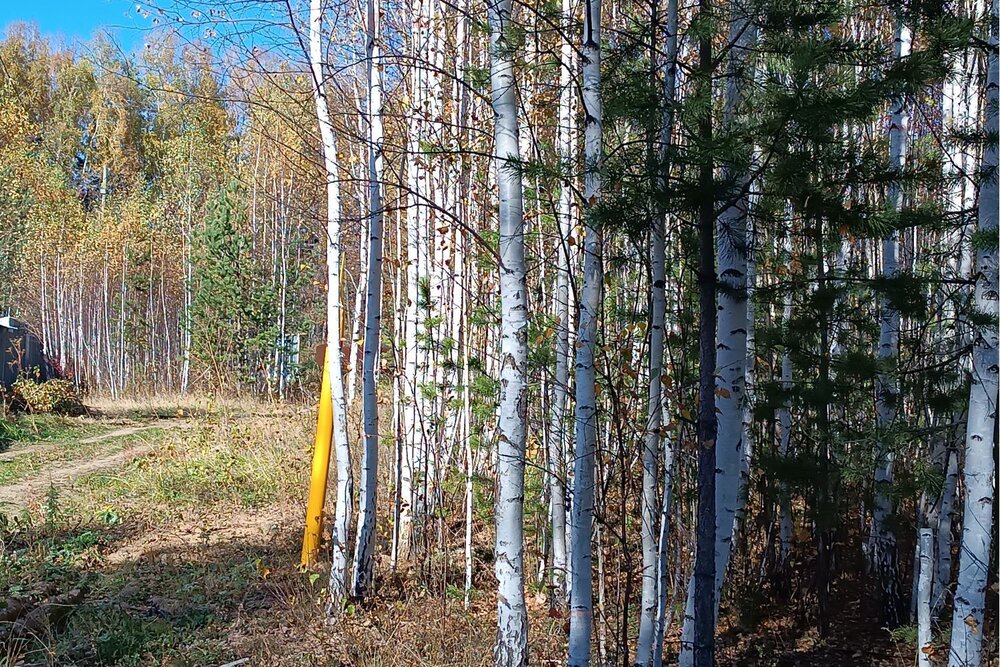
[0,422,178,462]
[0,421,193,510]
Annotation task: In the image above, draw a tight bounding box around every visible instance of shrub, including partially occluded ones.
[10,377,85,415]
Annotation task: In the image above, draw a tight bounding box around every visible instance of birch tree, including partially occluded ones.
[636,0,679,660]
[487,0,529,660]
[351,0,384,601]
[545,0,575,607]
[308,0,354,612]
[869,18,910,628]
[947,5,998,663]
[568,0,604,662]
[681,9,757,665]
[917,528,933,667]
[710,5,757,613]
[929,4,981,615]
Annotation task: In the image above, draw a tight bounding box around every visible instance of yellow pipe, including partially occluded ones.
[301,346,334,567]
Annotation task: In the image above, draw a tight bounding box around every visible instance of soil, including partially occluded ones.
[0,420,193,510]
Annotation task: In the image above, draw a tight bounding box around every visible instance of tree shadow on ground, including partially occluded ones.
[1,505,345,666]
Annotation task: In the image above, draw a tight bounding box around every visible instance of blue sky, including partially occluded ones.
[0,0,148,52]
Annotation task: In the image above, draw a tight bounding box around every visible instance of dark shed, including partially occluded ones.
[0,317,53,389]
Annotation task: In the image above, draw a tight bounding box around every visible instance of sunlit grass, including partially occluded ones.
[84,392,290,421]
[0,429,162,486]
[77,416,309,514]
[0,406,315,667]
[1,412,110,447]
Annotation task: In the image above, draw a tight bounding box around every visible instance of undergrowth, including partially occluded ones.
[0,429,157,486]
[78,418,306,513]
[0,410,314,666]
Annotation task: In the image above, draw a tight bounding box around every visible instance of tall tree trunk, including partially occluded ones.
[681,10,756,666]
[691,0,716,661]
[568,0,604,662]
[402,0,429,559]
[948,6,998,663]
[463,302,475,608]
[870,18,910,629]
[917,528,933,667]
[351,0,384,601]
[635,147,667,667]
[635,0,678,657]
[932,10,979,617]
[709,6,757,616]
[309,0,354,613]
[933,445,958,613]
[651,8,680,662]
[488,0,529,661]
[546,0,574,609]
[347,199,369,405]
[777,231,794,574]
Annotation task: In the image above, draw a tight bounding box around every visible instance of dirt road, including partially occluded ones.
[0,420,192,510]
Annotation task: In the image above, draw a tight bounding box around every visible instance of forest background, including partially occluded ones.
[0,0,996,665]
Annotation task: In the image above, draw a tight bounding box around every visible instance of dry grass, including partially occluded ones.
[0,400,572,666]
[3,398,943,667]
[83,392,287,421]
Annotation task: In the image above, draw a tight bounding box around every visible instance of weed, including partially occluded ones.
[79,419,307,513]
[0,416,30,450]
[889,624,919,644]
[0,428,156,486]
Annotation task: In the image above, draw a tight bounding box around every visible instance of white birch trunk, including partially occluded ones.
[948,6,998,662]
[933,445,958,613]
[651,15,680,661]
[634,0,677,652]
[711,10,756,608]
[679,15,757,667]
[463,301,474,608]
[869,20,910,628]
[568,0,603,662]
[350,0,384,601]
[488,0,529,661]
[310,0,354,612]
[932,5,979,616]
[917,528,933,667]
[545,0,575,608]
[391,203,405,571]
[347,208,368,405]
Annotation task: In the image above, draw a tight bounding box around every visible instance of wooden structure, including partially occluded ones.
[0,316,53,389]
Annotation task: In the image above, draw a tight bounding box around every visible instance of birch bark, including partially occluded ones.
[869,19,910,628]
[309,0,354,612]
[948,5,998,663]
[545,0,575,608]
[636,0,679,660]
[917,528,933,667]
[680,11,757,666]
[350,0,384,601]
[568,0,604,662]
[488,0,529,661]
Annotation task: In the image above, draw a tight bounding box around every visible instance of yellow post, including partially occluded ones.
[301,346,334,566]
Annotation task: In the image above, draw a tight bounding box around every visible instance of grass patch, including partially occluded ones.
[0,429,162,486]
[0,410,313,667]
[84,393,282,421]
[0,504,236,667]
[1,413,109,447]
[0,498,110,595]
[68,606,188,666]
[78,418,307,514]
[0,416,32,450]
